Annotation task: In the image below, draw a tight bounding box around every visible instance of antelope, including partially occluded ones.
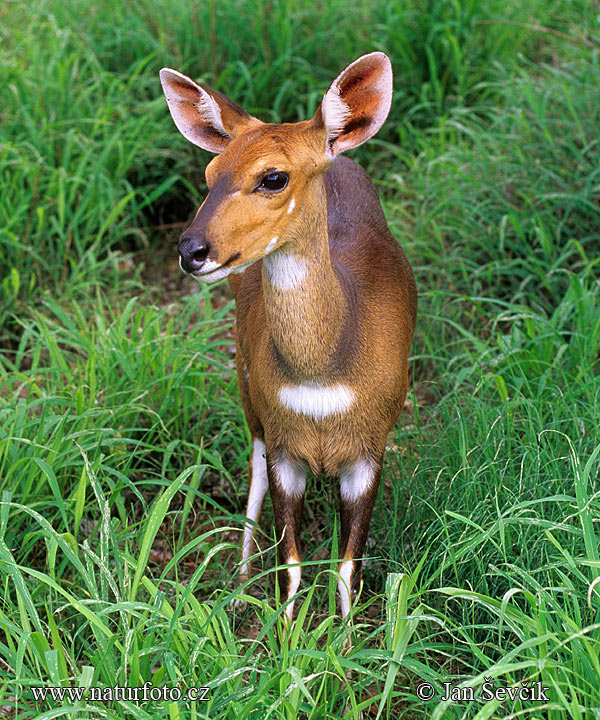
[159,52,417,620]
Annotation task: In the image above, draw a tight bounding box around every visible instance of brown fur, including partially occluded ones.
[232,155,416,476]
[160,53,417,617]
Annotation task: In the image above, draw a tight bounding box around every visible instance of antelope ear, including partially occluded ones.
[159,68,261,154]
[318,52,393,157]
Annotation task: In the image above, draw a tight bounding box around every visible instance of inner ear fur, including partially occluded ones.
[318,52,393,157]
[159,68,261,154]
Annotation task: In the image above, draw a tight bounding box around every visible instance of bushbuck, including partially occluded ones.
[159,52,417,619]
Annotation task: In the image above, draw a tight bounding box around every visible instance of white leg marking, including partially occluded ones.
[279,382,355,420]
[339,457,376,502]
[263,250,307,290]
[285,558,301,622]
[287,198,295,214]
[273,453,306,498]
[265,236,279,254]
[240,439,268,576]
[338,559,354,618]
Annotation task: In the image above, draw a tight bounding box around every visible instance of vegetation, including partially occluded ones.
[1,0,598,717]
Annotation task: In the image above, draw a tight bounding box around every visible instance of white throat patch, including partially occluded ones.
[263,251,307,290]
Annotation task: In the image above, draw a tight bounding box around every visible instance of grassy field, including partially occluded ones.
[1,0,599,718]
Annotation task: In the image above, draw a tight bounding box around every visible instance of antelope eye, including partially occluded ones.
[258,171,289,192]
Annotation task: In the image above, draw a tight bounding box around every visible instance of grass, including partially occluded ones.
[1,0,599,717]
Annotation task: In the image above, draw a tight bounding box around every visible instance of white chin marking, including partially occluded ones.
[278,382,354,420]
[193,267,231,282]
[265,236,279,254]
[339,457,376,502]
[188,258,231,283]
[192,257,257,281]
[240,439,268,575]
[338,559,354,618]
[273,454,306,498]
[263,251,307,290]
[197,258,222,274]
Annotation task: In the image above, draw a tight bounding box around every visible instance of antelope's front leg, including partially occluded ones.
[338,456,382,617]
[240,438,269,581]
[267,450,307,622]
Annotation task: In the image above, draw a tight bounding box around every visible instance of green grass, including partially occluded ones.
[1,0,599,717]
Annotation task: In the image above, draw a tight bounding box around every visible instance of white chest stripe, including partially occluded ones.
[279,383,355,419]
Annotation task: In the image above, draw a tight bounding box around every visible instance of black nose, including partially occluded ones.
[178,234,210,273]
